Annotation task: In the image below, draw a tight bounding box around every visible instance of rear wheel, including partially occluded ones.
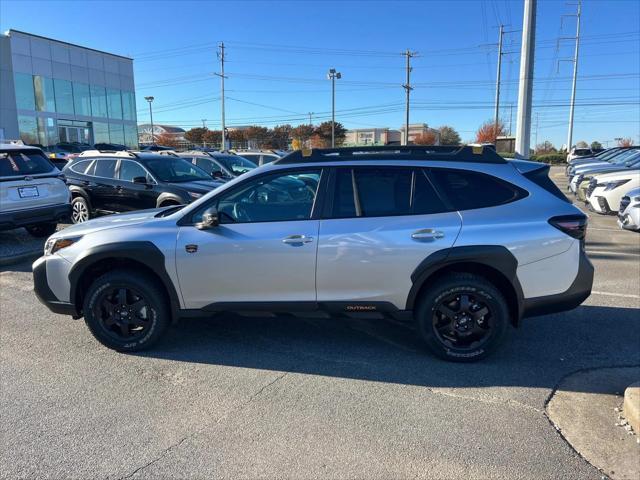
[83,270,170,352]
[25,223,57,238]
[71,196,90,224]
[415,273,509,362]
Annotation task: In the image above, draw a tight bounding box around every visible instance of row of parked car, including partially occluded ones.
[565,146,640,231]
[0,140,284,236]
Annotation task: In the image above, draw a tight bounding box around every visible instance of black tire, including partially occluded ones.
[71,196,91,224]
[25,222,57,238]
[415,273,510,362]
[83,270,170,352]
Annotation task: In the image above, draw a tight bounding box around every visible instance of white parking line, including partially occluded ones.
[591,291,640,299]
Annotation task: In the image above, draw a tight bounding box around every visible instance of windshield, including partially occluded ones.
[145,157,212,183]
[214,154,256,175]
[610,149,639,164]
[0,150,55,177]
[623,152,640,166]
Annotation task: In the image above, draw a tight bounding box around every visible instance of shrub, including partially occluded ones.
[531,153,566,164]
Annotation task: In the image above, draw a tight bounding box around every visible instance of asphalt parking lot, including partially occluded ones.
[1,166,638,479]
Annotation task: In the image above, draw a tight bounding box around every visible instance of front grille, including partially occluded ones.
[619,196,631,213]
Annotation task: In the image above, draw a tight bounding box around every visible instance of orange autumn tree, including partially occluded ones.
[475,120,506,144]
[617,137,634,147]
[413,131,438,145]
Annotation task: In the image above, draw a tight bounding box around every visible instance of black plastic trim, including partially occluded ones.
[0,203,70,229]
[521,248,594,318]
[32,256,79,316]
[200,300,406,318]
[67,241,182,320]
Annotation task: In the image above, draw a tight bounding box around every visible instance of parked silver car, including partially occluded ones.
[618,187,640,231]
[33,146,593,361]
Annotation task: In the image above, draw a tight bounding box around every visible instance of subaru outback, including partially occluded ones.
[33,146,594,361]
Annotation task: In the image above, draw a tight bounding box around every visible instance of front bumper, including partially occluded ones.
[0,203,70,231]
[521,248,594,318]
[32,256,78,317]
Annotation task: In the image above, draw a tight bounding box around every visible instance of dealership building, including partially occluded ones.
[0,30,138,148]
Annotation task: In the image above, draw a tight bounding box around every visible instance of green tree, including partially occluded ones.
[590,141,603,150]
[438,125,461,145]
[184,127,208,145]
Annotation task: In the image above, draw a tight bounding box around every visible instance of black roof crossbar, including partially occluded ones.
[274,145,507,165]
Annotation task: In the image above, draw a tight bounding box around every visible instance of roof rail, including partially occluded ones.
[274,145,507,165]
[78,150,138,158]
[156,150,180,157]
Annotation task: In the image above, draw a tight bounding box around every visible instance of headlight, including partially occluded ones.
[604,179,630,191]
[188,191,203,199]
[44,236,82,255]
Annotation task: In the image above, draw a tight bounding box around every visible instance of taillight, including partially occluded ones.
[548,215,588,240]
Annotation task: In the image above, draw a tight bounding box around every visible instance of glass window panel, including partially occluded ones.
[17,115,38,145]
[107,88,122,119]
[119,160,148,182]
[73,83,91,116]
[37,117,58,147]
[121,91,136,121]
[109,123,124,145]
[94,159,117,179]
[54,79,74,115]
[14,73,35,110]
[123,124,139,149]
[33,76,56,112]
[93,122,110,144]
[90,85,108,118]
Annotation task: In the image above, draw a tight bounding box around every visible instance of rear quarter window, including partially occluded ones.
[429,168,527,210]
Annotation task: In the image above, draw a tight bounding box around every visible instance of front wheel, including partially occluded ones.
[83,270,170,352]
[71,196,91,223]
[25,223,57,238]
[415,273,510,362]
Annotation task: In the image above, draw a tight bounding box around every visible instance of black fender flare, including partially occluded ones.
[69,186,92,210]
[68,241,181,320]
[406,245,525,320]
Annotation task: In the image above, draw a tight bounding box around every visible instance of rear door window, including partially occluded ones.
[119,160,149,182]
[428,168,526,210]
[0,150,54,177]
[92,159,117,179]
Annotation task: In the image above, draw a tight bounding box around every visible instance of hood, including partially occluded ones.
[573,161,612,173]
[576,164,632,177]
[172,179,224,193]
[623,187,640,198]
[592,168,639,183]
[57,207,174,237]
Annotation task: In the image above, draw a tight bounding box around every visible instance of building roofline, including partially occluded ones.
[6,29,133,61]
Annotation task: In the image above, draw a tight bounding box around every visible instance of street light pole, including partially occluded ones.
[327,69,341,148]
[515,0,537,159]
[144,96,155,145]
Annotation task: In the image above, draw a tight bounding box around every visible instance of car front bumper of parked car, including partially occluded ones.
[0,203,70,231]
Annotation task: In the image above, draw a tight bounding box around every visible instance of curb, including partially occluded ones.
[0,250,40,268]
[623,381,640,433]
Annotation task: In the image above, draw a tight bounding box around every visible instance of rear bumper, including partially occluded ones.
[32,256,78,317]
[521,248,594,318]
[0,203,70,230]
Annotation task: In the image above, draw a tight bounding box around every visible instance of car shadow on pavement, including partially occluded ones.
[135,304,640,393]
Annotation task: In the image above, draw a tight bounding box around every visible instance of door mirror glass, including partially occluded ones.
[132,176,148,184]
[197,206,219,229]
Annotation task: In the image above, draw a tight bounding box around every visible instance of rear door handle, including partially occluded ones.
[411,228,445,240]
[282,234,314,245]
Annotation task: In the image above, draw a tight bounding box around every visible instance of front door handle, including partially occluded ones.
[411,228,445,240]
[282,234,314,245]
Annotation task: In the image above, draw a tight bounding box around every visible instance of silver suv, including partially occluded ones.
[33,146,594,361]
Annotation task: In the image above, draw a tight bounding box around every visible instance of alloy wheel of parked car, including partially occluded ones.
[83,270,169,352]
[71,197,90,223]
[416,273,509,362]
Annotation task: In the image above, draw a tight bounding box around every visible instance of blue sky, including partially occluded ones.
[1,0,638,147]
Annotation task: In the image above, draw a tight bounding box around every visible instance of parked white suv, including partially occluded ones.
[0,142,71,237]
[33,146,593,361]
[586,168,640,214]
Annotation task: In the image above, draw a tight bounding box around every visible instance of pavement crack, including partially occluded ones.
[119,435,190,480]
[424,387,543,414]
[245,372,288,405]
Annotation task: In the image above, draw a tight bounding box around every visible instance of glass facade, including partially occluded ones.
[13,72,137,148]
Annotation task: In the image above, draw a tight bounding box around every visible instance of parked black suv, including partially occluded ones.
[62,150,224,223]
[177,150,256,180]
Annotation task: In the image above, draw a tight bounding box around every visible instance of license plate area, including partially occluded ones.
[18,186,39,198]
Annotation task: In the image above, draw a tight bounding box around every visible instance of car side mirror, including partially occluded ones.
[211,170,224,179]
[133,176,148,184]
[196,206,219,230]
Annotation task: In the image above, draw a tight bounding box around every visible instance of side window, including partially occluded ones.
[119,160,148,182]
[69,159,93,175]
[202,170,321,224]
[429,168,526,211]
[93,159,117,179]
[330,167,446,218]
[195,157,222,175]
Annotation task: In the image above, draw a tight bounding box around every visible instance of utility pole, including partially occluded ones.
[215,42,227,151]
[494,25,504,141]
[144,96,154,145]
[515,0,537,159]
[566,0,581,152]
[308,112,314,126]
[327,69,341,147]
[402,50,417,146]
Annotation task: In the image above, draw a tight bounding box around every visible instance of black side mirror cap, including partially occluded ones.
[132,176,148,184]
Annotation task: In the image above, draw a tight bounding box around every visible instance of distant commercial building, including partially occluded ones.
[343,128,401,146]
[138,124,186,145]
[0,30,138,147]
[399,123,441,145]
